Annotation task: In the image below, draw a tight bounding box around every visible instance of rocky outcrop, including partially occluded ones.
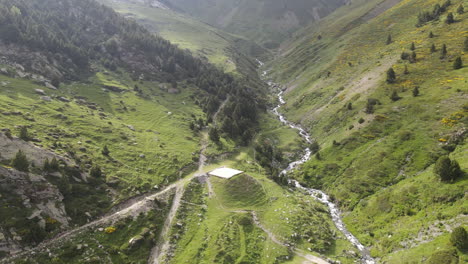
[0,166,69,255]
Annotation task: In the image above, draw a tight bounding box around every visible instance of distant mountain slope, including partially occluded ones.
[97,0,268,78]
[159,0,346,48]
[269,0,468,262]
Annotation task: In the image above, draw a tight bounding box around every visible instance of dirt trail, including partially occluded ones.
[148,130,210,264]
[250,212,330,264]
[3,129,213,264]
[148,185,185,264]
[0,182,179,263]
[212,96,230,124]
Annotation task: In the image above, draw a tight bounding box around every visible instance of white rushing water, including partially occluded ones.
[263,70,375,264]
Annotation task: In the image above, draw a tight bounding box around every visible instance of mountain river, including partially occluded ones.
[261,64,375,264]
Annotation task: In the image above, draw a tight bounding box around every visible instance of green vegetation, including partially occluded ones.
[270,0,468,261]
[153,0,344,48]
[10,150,29,172]
[434,155,463,182]
[97,0,268,76]
[451,226,468,251]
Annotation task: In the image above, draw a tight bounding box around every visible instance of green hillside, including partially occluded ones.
[159,0,345,48]
[97,0,269,77]
[270,0,468,261]
[0,0,267,256]
[1,0,467,263]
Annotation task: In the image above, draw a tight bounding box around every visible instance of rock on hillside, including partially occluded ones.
[0,166,69,255]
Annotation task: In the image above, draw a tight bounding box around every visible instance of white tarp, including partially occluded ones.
[208,167,244,179]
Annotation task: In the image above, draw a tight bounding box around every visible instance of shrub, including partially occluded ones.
[386,34,392,45]
[90,165,102,178]
[401,52,410,60]
[105,227,116,234]
[446,12,455,24]
[390,91,401,101]
[358,118,365,124]
[11,150,29,172]
[427,249,458,264]
[453,57,463,70]
[434,156,463,182]
[4,130,12,139]
[102,145,110,156]
[412,87,420,97]
[450,226,468,251]
[19,126,29,141]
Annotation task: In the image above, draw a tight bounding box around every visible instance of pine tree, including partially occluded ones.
[450,227,468,251]
[440,44,447,59]
[19,126,29,141]
[209,127,220,143]
[347,102,353,110]
[11,150,29,172]
[429,31,434,38]
[410,42,416,50]
[430,44,437,53]
[43,158,50,172]
[435,156,452,181]
[365,102,374,114]
[386,34,392,45]
[453,57,463,69]
[434,156,463,182]
[390,91,401,101]
[457,4,465,14]
[401,52,410,60]
[50,157,59,171]
[386,68,396,83]
[102,145,110,156]
[90,165,102,178]
[410,51,417,63]
[446,12,455,24]
[404,65,409,74]
[412,87,419,97]
[464,37,468,52]
[5,130,12,139]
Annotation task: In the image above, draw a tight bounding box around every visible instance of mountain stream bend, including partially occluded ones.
[264,68,376,264]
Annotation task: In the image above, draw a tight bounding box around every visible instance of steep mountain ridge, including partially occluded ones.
[269,0,467,262]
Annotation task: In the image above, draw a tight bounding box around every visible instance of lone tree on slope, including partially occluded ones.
[102,145,110,156]
[386,68,397,83]
[453,56,463,70]
[11,150,29,172]
[386,34,392,45]
[450,226,468,251]
[440,44,448,59]
[446,12,455,24]
[434,155,463,182]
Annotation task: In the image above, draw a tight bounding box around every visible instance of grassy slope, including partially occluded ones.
[0,69,204,198]
[270,0,468,261]
[165,150,360,264]
[97,0,267,76]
